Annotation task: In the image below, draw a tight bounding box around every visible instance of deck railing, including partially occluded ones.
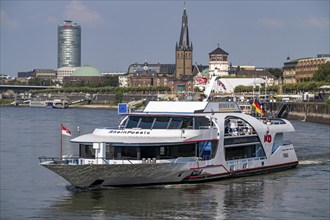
[39,155,79,165]
[39,155,204,165]
[227,157,266,171]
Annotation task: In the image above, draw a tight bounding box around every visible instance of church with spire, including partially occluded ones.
[125,7,278,95]
[127,7,201,93]
[175,8,193,78]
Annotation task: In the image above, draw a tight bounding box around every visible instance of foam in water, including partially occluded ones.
[299,159,330,165]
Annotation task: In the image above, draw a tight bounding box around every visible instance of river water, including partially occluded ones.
[0,106,329,219]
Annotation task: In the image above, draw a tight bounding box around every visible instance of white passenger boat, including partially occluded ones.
[40,101,298,188]
[28,99,68,108]
[29,100,48,108]
[52,99,69,109]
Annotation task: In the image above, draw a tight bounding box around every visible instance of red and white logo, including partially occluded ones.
[264,134,272,143]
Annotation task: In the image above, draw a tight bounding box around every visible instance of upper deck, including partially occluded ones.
[142,101,241,114]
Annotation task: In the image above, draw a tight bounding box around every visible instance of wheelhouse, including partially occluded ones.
[120,115,215,130]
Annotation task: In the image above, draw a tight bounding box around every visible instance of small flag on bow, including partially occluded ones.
[61,125,71,136]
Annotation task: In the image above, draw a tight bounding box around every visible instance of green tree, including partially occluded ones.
[28,77,54,86]
[314,62,330,82]
[100,76,119,87]
[114,90,123,104]
[234,85,253,93]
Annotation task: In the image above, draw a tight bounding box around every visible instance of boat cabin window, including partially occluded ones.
[79,144,95,159]
[272,133,283,154]
[224,116,256,136]
[195,116,210,129]
[102,140,218,161]
[124,116,210,130]
[225,144,265,161]
[138,117,154,129]
[153,117,171,129]
[126,116,139,128]
[168,117,182,129]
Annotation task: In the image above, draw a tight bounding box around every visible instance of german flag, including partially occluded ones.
[252,99,264,116]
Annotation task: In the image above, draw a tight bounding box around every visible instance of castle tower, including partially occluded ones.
[208,45,229,78]
[175,8,193,78]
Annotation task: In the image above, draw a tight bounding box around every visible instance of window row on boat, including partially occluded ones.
[79,139,266,162]
[121,115,215,130]
[225,144,266,161]
[79,140,218,161]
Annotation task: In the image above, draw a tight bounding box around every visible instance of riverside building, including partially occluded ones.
[58,20,81,68]
[283,54,330,84]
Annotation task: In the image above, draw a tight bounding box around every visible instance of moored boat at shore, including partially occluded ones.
[27,99,69,108]
[39,101,298,188]
[52,99,69,109]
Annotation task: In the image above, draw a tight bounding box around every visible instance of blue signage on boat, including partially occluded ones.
[118,103,128,114]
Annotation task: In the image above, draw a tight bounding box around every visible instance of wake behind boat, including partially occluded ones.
[39,101,298,188]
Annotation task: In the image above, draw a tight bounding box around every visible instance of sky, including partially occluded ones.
[1,0,329,77]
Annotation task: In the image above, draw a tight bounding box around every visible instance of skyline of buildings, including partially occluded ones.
[1,1,328,79]
[5,8,329,89]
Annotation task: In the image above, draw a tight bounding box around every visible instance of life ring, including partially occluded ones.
[264,134,272,143]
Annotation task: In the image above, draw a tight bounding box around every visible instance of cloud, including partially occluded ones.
[302,16,329,29]
[258,18,285,29]
[0,9,18,29]
[64,1,104,26]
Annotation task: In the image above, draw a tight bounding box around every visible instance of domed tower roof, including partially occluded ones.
[72,65,101,76]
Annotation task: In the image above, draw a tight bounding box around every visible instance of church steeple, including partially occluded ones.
[175,7,193,78]
[177,8,192,51]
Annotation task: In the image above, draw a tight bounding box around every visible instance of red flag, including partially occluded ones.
[61,125,71,136]
[197,77,208,85]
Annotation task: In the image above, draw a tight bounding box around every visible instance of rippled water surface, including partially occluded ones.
[1,107,329,219]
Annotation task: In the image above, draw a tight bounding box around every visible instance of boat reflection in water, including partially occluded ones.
[40,101,298,188]
[43,171,299,219]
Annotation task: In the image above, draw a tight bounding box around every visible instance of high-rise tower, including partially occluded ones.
[175,8,193,78]
[58,20,81,68]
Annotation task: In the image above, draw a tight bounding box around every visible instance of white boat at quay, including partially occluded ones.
[29,99,68,109]
[39,101,298,188]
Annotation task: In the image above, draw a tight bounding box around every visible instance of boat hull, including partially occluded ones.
[42,163,191,187]
[42,161,298,188]
[185,161,298,182]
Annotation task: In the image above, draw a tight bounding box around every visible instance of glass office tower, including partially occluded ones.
[58,20,81,68]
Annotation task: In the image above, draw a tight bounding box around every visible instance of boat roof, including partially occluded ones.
[71,133,186,144]
[142,101,241,114]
